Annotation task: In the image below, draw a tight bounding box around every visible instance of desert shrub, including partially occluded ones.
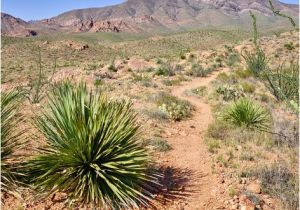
[142,138,171,152]
[272,112,299,147]
[234,69,252,79]
[205,138,221,153]
[131,73,153,87]
[151,92,193,121]
[187,86,207,97]
[155,63,175,76]
[240,82,255,93]
[108,59,117,72]
[226,53,240,67]
[216,72,230,82]
[186,63,207,77]
[143,109,169,121]
[26,82,156,208]
[224,98,271,130]
[207,120,232,141]
[216,85,245,101]
[1,90,26,196]
[251,163,298,210]
[94,77,104,87]
[264,62,299,104]
[242,49,268,77]
[284,42,295,50]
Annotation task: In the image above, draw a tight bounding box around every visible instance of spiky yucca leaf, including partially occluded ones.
[1,90,25,196]
[242,48,268,77]
[27,82,156,208]
[224,98,271,130]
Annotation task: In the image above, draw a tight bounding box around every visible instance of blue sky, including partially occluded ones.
[1,0,299,21]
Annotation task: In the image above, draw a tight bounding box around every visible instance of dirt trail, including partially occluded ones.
[159,69,228,209]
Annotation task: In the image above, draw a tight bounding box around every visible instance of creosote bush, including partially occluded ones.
[26,82,157,208]
[224,98,270,130]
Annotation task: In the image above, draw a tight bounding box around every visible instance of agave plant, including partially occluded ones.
[27,82,156,208]
[1,90,25,196]
[224,98,271,130]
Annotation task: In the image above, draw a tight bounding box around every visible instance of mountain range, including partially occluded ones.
[1,0,299,37]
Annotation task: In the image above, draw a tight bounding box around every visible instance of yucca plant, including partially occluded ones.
[224,98,271,130]
[242,48,268,77]
[1,89,26,196]
[26,82,156,208]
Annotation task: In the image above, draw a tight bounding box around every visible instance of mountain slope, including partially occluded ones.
[1,0,299,36]
[1,13,37,37]
[48,0,298,32]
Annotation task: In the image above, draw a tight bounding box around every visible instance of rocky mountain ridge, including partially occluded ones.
[1,0,299,37]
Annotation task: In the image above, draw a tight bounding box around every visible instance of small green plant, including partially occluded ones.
[152,92,193,121]
[264,62,299,103]
[187,86,207,98]
[216,85,245,101]
[242,49,268,77]
[131,73,153,87]
[234,69,252,79]
[1,89,26,196]
[108,59,117,72]
[224,98,271,130]
[143,138,172,152]
[216,72,230,81]
[155,63,175,76]
[284,42,295,50]
[94,77,104,87]
[226,53,240,67]
[26,82,157,208]
[186,63,207,77]
[205,139,220,153]
[241,82,255,93]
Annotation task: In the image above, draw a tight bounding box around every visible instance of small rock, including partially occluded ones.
[190,125,196,129]
[247,183,261,194]
[231,204,239,209]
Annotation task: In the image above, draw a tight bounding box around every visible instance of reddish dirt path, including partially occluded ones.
[157,69,229,210]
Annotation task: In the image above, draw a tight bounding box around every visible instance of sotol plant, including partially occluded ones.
[26,82,157,208]
[224,98,271,130]
[1,90,26,196]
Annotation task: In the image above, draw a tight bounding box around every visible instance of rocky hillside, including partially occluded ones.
[1,0,299,36]
[1,13,37,37]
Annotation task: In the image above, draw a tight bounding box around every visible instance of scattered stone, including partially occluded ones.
[246,183,261,194]
[231,204,239,209]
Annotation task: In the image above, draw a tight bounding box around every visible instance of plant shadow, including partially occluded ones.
[147,165,206,209]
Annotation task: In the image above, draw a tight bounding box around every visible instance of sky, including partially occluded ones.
[1,0,299,21]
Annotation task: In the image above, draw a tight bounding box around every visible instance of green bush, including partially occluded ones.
[264,62,299,103]
[155,63,175,76]
[284,42,295,50]
[224,98,271,130]
[186,63,207,77]
[1,90,26,196]
[27,82,156,208]
[226,53,240,67]
[142,138,171,152]
[242,49,268,77]
[216,85,245,101]
[152,92,193,121]
[241,82,255,93]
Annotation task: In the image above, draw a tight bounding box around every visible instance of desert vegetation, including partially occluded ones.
[1,1,299,210]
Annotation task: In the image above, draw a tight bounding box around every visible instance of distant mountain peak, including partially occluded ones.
[1,0,298,37]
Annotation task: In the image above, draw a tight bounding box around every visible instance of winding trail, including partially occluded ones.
[159,69,229,209]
